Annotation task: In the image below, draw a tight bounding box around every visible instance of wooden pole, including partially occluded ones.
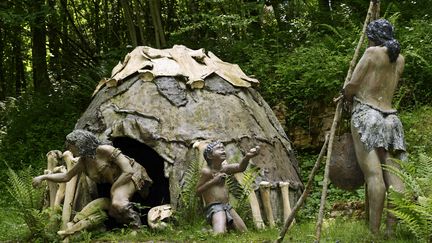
[277,134,329,243]
[314,101,343,241]
[314,1,380,241]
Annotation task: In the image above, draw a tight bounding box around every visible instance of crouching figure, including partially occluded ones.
[196,141,260,234]
[33,129,153,227]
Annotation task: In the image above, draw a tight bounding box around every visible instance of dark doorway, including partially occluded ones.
[112,137,170,218]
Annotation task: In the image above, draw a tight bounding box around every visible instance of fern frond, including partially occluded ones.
[178,160,203,223]
[319,24,343,39]
[385,154,432,242]
[388,209,426,241]
[6,167,44,210]
[416,154,432,178]
[227,166,259,222]
[383,163,424,197]
[5,166,48,238]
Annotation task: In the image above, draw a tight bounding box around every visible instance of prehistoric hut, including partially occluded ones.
[73,45,302,225]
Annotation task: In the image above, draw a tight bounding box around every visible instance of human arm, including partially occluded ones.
[222,145,260,174]
[196,168,227,195]
[343,48,372,101]
[32,151,83,187]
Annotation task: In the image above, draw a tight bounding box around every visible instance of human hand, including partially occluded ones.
[32,176,43,188]
[62,151,73,160]
[246,145,260,158]
[214,173,228,183]
[46,150,62,159]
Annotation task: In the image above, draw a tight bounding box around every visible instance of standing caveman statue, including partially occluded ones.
[196,141,260,234]
[343,19,405,235]
[33,129,153,227]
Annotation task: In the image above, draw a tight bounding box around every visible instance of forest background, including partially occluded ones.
[0,0,431,241]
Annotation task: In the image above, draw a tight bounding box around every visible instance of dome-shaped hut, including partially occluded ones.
[74,45,302,224]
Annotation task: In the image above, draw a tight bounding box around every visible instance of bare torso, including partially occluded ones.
[199,167,230,206]
[344,46,404,112]
[82,148,121,184]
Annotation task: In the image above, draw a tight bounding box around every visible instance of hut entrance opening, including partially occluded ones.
[95,137,170,226]
[112,137,171,206]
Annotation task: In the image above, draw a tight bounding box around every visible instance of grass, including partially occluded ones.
[60,217,416,242]
[0,199,417,243]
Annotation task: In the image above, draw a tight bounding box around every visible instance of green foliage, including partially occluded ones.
[400,106,432,155]
[383,155,432,242]
[0,90,85,176]
[296,152,365,221]
[226,166,259,223]
[176,160,204,224]
[396,19,432,108]
[5,166,61,240]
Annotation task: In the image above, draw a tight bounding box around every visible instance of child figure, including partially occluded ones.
[196,141,260,234]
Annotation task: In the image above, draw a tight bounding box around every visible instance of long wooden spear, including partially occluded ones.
[276,1,380,242]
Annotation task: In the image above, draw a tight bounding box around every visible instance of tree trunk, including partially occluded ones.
[133,0,147,45]
[270,0,286,30]
[149,0,166,48]
[164,0,177,33]
[317,0,332,23]
[31,0,51,95]
[0,20,5,99]
[93,0,102,53]
[12,31,25,96]
[120,0,138,47]
[47,0,62,81]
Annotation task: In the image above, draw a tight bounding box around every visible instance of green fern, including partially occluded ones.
[226,166,259,223]
[5,166,50,238]
[177,160,203,223]
[6,167,44,210]
[383,154,432,242]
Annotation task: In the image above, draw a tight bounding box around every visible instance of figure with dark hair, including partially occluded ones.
[32,129,153,227]
[343,19,405,235]
[196,141,260,234]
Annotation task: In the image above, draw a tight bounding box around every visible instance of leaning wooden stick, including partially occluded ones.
[277,134,329,243]
[314,1,380,241]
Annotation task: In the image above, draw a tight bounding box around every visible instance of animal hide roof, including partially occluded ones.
[92,45,259,96]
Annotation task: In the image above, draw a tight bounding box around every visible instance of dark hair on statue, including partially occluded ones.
[366,19,401,63]
[203,141,223,167]
[65,129,100,158]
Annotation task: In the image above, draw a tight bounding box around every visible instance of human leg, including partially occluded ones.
[57,213,107,237]
[73,198,110,222]
[229,208,247,232]
[212,211,227,234]
[383,151,405,236]
[110,181,141,227]
[351,125,386,234]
